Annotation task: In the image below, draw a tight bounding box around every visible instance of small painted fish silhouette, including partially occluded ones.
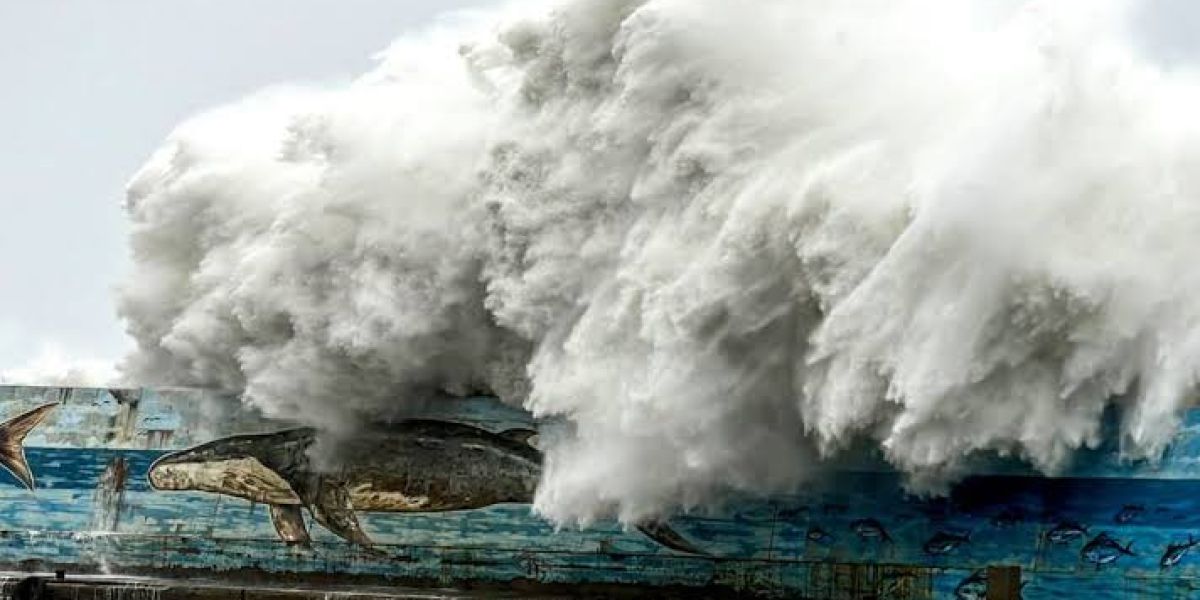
[1045,521,1088,544]
[806,525,835,545]
[778,506,808,520]
[1081,532,1134,568]
[1161,535,1199,569]
[990,507,1025,528]
[823,502,849,515]
[849,518,892,543]
[953,570,987,600]
[923,530,971,555]
[1113,504,1144,524]
[954,570,1027,600]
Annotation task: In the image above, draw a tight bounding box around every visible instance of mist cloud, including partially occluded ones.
[119,0,1200,526]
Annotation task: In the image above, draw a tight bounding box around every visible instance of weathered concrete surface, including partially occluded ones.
[0,573,745,599]
[8,386,1200,598]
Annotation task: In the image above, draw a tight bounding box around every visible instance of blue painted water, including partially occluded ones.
[2,447,1200,597]
[6,386,1200,596]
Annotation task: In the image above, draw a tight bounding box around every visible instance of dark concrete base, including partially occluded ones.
[0,573,742,600]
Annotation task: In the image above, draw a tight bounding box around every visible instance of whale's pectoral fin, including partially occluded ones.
[269,504,311,546]
[0,403,57,490]
[308,481,373,546]
[636,521,709,556]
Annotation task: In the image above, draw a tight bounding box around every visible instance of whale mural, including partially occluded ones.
[146,420,705,554]
[1,385,1200,597]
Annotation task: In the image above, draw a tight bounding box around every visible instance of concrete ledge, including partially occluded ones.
[0,573,742,600]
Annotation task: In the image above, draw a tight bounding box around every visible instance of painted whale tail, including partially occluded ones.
[0,403,57,490]
[636,522,709,556]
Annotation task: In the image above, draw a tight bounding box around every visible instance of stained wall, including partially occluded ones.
[0,385,1196,598]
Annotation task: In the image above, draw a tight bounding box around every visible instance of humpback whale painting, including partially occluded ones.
[146,419,707,555]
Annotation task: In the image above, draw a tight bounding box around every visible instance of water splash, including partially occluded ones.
[119,0,1200,526]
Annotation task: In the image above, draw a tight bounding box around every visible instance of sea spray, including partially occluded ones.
[119,0,1200,526]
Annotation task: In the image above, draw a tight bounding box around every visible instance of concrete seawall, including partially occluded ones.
[0,386,1197,598]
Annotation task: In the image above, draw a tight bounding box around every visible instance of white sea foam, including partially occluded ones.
[118,0,1200,525]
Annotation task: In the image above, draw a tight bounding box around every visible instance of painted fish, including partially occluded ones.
[990,507,1025,528]
[823,502,849,515]
[953,570,1028,600]
[806,525,835,545]
[953,570,987,600]
[1160,535,1199,569]
[923,530,970,555]
[1113,504,1144,524]
[778,506,808,520]
[849,518,892,543]
[1044,521,1088,544]
[1081,532,1134,567]
[0,403,57,490]
[148,420,707,554]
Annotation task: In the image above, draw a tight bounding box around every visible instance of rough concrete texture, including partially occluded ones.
[0,573,747,600]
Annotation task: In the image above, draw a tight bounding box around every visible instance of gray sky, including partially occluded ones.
[0,0,490,379]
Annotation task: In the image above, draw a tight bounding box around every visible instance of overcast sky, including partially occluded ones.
[0,1,1198,384]
[0,0,491,381]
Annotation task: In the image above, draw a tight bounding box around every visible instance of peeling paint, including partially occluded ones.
[0,386,1197,597]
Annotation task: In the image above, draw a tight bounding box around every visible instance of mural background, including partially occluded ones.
[0,385,1199,598]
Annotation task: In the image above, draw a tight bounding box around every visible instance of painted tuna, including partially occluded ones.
[1160,535,1199,570]
[953,570,987,600]
[1113,504,1144,524]
[1044,521,1088,544]
[805,525,835,545]
[147,419,707,554]
[990,507,1024,528]
[1080,532,1134,568]
[0,403,57,490]
[954,570,1026,600]
[923,530,970,555]
[849,518,892,543]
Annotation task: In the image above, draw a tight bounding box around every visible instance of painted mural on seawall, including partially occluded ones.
[0,386,1198,598]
